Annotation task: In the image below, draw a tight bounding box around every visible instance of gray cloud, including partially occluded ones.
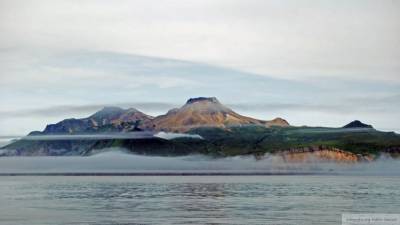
[1,93,399,120]
[0,102,178,118]
[229,103,350,114]
[1,0,399,82]
[229,94,400,114]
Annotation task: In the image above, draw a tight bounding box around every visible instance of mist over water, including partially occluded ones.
[0,149,399,175]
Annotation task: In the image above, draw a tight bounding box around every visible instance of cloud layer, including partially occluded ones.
[0,150,399,176]
[0,0,399,134]
[1,0,399,81]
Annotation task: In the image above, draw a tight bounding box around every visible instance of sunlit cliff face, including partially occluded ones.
[279,149,360,163]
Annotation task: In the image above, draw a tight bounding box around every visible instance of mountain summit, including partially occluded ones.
[342,120,373,129]
[152,97,289,132]
[186,97,220,104]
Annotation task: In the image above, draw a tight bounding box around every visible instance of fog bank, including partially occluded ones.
[0,149,399,175]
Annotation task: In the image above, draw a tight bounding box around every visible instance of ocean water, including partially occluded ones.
[0,175,399,225]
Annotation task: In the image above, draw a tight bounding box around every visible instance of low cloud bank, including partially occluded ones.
[9,131,203,141]
[0,149,399,175]
[21,132,154,141]
[154,132,203,140]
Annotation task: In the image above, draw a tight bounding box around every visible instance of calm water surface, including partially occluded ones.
[0,175,399,225]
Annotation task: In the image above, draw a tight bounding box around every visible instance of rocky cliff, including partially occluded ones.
[276,146,373,163]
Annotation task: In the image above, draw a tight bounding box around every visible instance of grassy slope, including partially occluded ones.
[184,126,400,156]
[89,126,400,157]
[4,126,400,157]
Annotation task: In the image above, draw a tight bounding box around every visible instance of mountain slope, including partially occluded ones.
[152,97,289,132]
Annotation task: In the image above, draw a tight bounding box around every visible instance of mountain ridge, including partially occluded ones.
[29,97,290,134]
[32,106,154,135]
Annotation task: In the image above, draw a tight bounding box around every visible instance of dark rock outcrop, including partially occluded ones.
[343,120,373,129]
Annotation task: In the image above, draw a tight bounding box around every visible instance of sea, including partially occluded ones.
[0,175,399,225]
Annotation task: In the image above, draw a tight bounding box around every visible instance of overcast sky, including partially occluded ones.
[0,0,399,135]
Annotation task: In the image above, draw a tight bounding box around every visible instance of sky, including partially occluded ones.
[0,0,399,135]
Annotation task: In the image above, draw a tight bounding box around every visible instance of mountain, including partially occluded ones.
[32,106,153,135]
[3,97,400,159]
[152,97,289,132]
[343,120,373,129]
[30,97,289,134]
[88,106,154,130]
